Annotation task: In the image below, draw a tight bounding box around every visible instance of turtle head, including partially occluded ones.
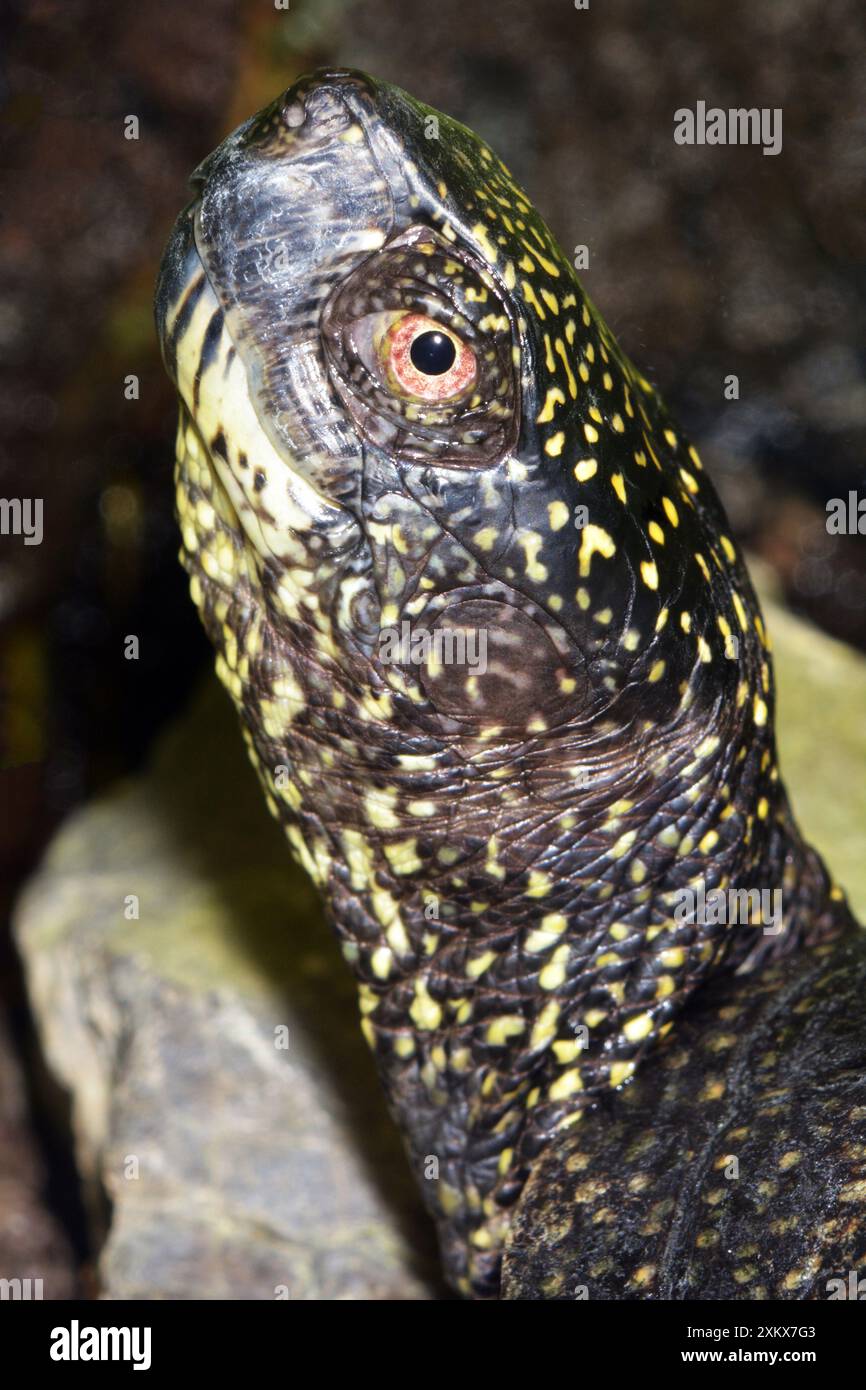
[156,67,765,743]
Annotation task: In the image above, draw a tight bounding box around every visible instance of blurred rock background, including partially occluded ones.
[1,0,864,1296]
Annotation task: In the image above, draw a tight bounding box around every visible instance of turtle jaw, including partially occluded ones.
[155,201,365,577]
[184,72,406,519]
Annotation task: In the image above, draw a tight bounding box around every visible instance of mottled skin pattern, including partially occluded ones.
[506,934,866,1300]
[155,70,862,1298]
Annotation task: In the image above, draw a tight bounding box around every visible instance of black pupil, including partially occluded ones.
[410,330,456,376]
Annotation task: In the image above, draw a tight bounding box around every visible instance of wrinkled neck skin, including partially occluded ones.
[174,396,845,1298]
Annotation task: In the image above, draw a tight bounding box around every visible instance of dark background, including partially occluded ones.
[1,0,864,1292]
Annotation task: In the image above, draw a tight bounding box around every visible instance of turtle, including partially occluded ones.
[154,68,866,1300]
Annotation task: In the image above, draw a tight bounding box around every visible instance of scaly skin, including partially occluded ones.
[155,69,860,1298]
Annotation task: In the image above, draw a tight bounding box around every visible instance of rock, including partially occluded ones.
[13,678,442,1301]
[12,577,866,1300]
[757,570,866,920]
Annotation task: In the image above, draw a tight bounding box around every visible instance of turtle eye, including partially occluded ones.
[382,313,477,401]
[321,227,518,467]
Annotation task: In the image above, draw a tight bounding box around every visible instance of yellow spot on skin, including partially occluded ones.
[410,979,442,1031]
[537,386,566,423]
[548,501,570,531]
[473,526,498,552]
[545,431,565,457]
[554,338,577,397]
[611,472,627,504]
[640,560,659,590]
[701,1078,726,1102]
[732,591,748,631]
[697,635,712,663]
[611,413,625,433]
[754,696,768,727]
[471,222,499,265]
[609,1060,635,1087]
[524,243,562,277]
[539,944,570,990]
[522,279,547,320]
[398,753,437,771]
[578,524,616,576]
[574,458,598,482]
[484,836,506,879]
[530,1000,561,1048]
[466,950,497,980]
[384,839,422,875]
[662,497,679,527]
[486,1015,526,1045]
[549,1068,583,1101]
[648,521,665,544]
[526,913,568,952]
[624,1012,654,1043]
[364,787,399,829]
[370,946,393,979]
[700,830,719,853]
[610,829,637,859]
[680,468,699,494]
[527,870,553,898]
[519,530,548,581]
[583,423,599,444]
[408,799,436,817]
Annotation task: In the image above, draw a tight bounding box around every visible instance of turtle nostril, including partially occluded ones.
[284,99,306,129]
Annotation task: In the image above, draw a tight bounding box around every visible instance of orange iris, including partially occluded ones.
[384,313,477,401]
